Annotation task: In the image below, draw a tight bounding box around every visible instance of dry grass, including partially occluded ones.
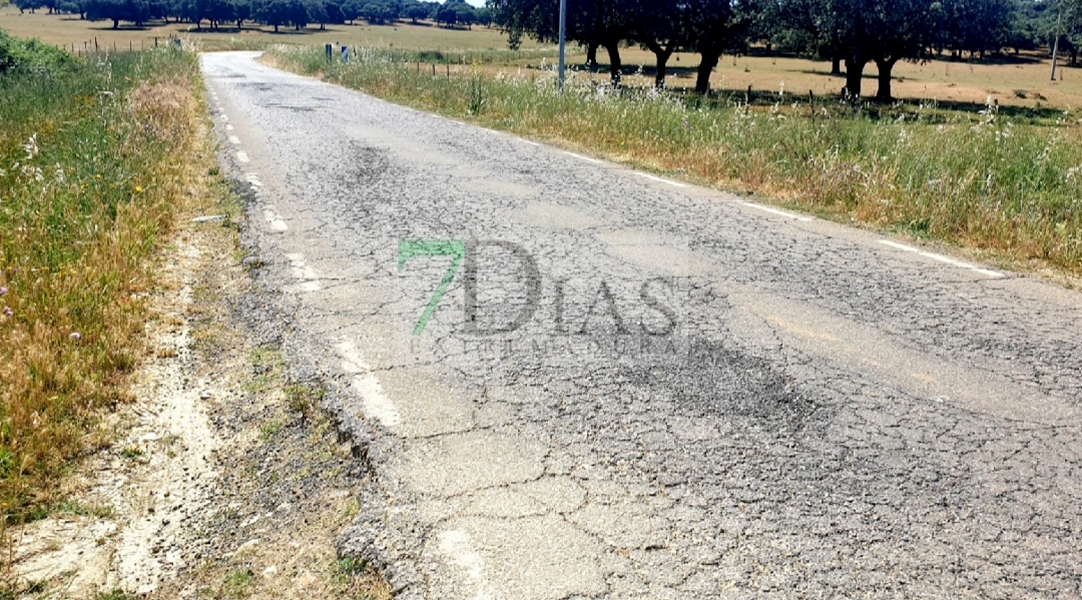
[6,4,1082,109]
[0,49,206,528]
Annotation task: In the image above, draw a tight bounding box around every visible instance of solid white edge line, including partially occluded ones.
[564,151,604,164]
[334,341,400,427]
[739,201,812,222]
[635,172,690,189]
[878,240,1004,278]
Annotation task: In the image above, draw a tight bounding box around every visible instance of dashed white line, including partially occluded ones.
[564,151,604,164]
[635,172,690,188]
[225,124,235,131]
[236,150,250,163]
[878,240,1004,278]
[739,201,813,222]
[220,114,229,122]
[245,172,263,188]
[438,530,497,600]
[263,205,288,232]
[335,341,400,427]
[228,135,241,145]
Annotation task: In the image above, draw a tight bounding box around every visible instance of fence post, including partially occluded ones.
[325,44,332,62]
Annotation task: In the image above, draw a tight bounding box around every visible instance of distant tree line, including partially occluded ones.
[490,0,1082,99]
[13,0,493,33]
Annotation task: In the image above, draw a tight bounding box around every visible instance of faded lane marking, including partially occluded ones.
[285,252,322,291]
[739,201,813,222]
[564,151,604,164]
[438,530,498,600]
[236,151,250,163]
[335,341,400,427]
[878,240,1004,278]
[228,135,241,145]
[635,172,690,188]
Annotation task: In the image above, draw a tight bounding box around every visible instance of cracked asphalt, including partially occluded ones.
[201,52,1082,599]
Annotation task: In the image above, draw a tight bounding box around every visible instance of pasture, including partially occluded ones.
[3,4,1082,109]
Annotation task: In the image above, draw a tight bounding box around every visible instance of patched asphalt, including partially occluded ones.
[203,51,1082,599]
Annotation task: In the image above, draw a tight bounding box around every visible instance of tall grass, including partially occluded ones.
[0,45,204,523]
[270,45,1082,273]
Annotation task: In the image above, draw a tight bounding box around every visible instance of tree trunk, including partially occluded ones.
[874,57,896,100]
[585,42,598,69]
[112,18,119,29]
[843,56,866,99]
[643,40,673,89]
[831,54,841,75]
[603,42,622,87]
[695,49,720,94]
[274,23,279,32]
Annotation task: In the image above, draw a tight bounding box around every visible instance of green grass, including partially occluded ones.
[269,45,1082,274]
[0,37,206,525]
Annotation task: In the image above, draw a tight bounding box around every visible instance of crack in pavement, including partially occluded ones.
[204,51,1082,599]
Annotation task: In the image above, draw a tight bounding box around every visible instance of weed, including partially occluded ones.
[221,569,254,598]
[95,590,139,600]
[259,416,286,441]
[119,446,144,460]
[285,383,325,415]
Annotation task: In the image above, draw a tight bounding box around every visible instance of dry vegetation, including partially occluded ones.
[0,47,205,526]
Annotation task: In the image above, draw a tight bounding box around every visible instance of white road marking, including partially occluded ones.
[225,123,235,131]
[521,140,541,146]
[236,150,250,163]
[739,201,813,222]
[220,114,229,122]
[244,172,262,188]
[438,530,497,600]
[335,341,400,427]
[635,172,690,188]
[228,135,241,145]
[263,206,288,232]
[564,151,604,164]
[878,240,1004,278]
[286,252,320,281]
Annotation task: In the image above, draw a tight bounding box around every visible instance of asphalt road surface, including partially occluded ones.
[201,52,1082,599]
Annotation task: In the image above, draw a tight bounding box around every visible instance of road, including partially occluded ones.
[201,52,1082,599]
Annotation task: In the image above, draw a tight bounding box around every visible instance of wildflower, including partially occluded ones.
[3,306,12,317]
[0,286,6,295]
[134,185,144,193]
[70,332,81,340]
[22,134,38,160]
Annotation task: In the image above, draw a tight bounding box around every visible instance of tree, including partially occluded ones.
[253,0,292,31]
[84,0,150,28]
[628,0,683,88]
[403,0,427,23]
[305,0,327,28]
[232,0,249,27]
[490,0,633,85]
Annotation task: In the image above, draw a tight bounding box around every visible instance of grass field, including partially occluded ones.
[4,5,1082,108]
[0,43,210,525]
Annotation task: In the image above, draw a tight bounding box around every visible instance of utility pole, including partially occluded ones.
[558,0,567,94]
[1051,11,1062,81]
